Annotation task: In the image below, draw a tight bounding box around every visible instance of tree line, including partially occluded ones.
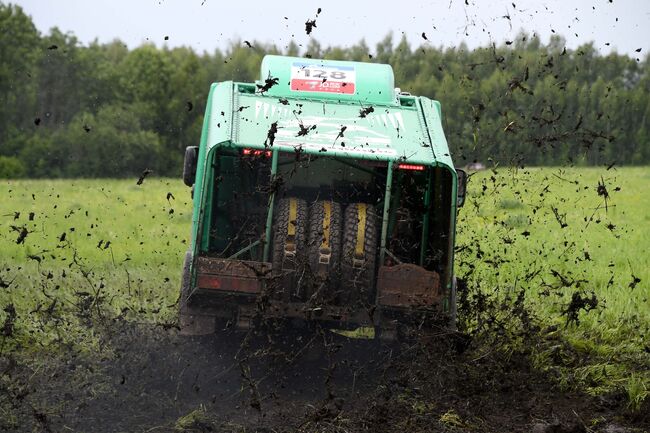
[1,2,648,178]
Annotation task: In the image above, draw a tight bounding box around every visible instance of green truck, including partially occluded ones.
[180,55,466,339]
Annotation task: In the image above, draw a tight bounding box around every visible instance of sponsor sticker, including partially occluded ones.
[290,62,356,94]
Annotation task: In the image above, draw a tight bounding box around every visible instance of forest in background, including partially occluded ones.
[1,2,649,178]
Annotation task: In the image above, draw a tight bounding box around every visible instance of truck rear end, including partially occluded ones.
[180,55,466,338]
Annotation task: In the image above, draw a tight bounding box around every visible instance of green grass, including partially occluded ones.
[0,168,648,406]
[456,166,650,407]
[0,178,191,350]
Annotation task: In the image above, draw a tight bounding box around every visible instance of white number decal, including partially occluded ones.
[290,63,356,94]
[299,68,347,81]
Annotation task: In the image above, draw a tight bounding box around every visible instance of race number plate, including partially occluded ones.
[290,62,356,94]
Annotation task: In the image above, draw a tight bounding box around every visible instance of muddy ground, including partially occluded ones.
[1,318,648,433]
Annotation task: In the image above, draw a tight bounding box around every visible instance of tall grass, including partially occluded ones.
[0,178,190,350]
[456,166,649,403]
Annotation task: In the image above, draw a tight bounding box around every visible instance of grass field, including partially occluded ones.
[0,167,648,407]
[455,166,649,408]
[0,178,190,350]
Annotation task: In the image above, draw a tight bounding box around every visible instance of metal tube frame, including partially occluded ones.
[419,168,433,266]
[228,239,261,260]
[379,161,393,266]
[263,149,279,262]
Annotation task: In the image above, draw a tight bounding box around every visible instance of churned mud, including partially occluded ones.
[1,317,647,433]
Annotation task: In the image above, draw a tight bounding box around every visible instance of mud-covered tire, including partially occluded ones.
[340,203,378,306]
[179,250,216,335]
[272,197,308,301]
[306,200,342,303]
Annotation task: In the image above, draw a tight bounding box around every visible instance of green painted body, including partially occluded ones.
[188,55,460,308]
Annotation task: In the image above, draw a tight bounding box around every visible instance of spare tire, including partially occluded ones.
[272,197,308,301]
[306,200,342,304]
[340,203,378,306]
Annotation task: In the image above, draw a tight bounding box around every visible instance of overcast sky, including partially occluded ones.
[12,0,650,58]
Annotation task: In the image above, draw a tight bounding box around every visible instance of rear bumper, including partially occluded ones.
[195,256,271,293]
[189,256,446,328]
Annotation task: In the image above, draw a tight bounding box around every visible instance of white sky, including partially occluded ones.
[12,0,650,58]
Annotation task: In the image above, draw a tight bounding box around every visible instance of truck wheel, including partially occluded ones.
[340,203,378,306]
[272,197,308,301]
[179,250,216,335]
[306,200,342,303]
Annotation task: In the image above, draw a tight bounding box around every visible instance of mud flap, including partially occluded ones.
[376,264,441,307]
[179,250,217,336]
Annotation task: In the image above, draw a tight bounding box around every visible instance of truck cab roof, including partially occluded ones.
[204,55,454,169]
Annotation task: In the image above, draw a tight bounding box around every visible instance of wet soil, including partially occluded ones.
[1,319,648,433]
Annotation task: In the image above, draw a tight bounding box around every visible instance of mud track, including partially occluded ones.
[1,319,647,433]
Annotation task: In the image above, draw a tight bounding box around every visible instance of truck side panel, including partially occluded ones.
[418,97,458,309]
[192,82,234,254]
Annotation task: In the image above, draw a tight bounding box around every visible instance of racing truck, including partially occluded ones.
[179,55,467,339]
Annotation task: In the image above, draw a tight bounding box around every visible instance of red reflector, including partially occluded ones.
[397,163,425,171]
[197,275,222,289]
[242,148,271,157]
[196,274,262,293]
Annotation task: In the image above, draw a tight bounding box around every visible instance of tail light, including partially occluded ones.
[397,163,425,171]
[242,148,272,157]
